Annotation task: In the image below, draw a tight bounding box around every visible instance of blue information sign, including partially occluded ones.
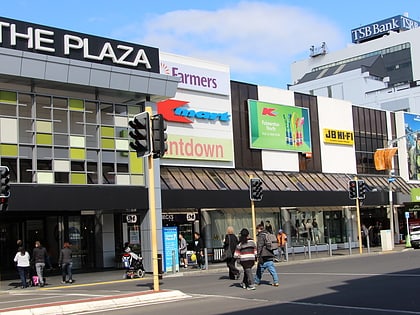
[162,226,178,272]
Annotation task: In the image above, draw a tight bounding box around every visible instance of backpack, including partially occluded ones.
[264,232,279,251]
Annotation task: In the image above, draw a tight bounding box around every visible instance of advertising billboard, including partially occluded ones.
[404,112,420,181]
[248,100,311,153]
[159,53,234,167]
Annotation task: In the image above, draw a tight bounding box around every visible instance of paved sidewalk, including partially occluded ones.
[0,243,410,314]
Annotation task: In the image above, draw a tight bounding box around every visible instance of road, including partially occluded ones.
[1,249,420,314]
[84,249,420,315]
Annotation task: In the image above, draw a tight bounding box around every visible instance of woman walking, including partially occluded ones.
[223,226,240,279]
[234,228,257,290]
[14,246,30,288]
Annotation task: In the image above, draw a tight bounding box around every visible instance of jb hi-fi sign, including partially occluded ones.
[0,16,159,72]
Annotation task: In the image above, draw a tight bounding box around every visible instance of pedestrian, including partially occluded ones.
[58,242,73,284]
[223,226,240,279]
[254,223,279,287]
[179,233,188,269]
[265,220,273,234]
[234,228,257,290]
[193,232,205,270]
[276,229,288,261]
[13,246,30,289]
[32,241,48,287]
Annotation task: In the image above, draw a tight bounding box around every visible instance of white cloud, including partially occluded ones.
[116,1,346,87]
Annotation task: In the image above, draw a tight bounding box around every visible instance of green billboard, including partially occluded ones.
[248,100,311,152]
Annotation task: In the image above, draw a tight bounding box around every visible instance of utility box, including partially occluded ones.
[380,229,393,251]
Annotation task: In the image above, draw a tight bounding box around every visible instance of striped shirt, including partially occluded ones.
[234,239,257,262]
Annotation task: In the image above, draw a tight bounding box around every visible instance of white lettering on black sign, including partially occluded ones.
[0,17,159,72]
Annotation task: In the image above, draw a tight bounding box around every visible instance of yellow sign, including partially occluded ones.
[323,129,354,145]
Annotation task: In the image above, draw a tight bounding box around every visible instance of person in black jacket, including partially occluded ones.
[32,241,48,287]
[223,226,239,279]
[193,232,205,269]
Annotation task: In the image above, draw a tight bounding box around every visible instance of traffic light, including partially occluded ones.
[250,178,263,201]
[348,180,357,199]
[151,114,168,159]
[0,166,10,211]
[128,112,151,157]
[0,166,10,198]
[358,180,366,199]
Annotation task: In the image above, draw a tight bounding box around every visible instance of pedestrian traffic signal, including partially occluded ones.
[128,112,151,157]
[0,166,10,211]
[358,180,366,199]
[151,114,168,159]
[250,178,263,201]
[348,180,357,199]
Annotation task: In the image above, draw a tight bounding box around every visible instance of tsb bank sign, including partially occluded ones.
[0,16,159,72]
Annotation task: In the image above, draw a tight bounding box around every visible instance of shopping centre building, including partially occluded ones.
[0,16,418,274]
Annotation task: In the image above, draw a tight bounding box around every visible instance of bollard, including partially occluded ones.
[307,239,312,259]
[292,246,295,260]
[172,250,176,274]
[328,238,332,257]
[366,235,371,253]
[157,253,163,280]
[203,248,208,270]
[348,236,352,255]
[314,243,318,257]
[285,243,289,262]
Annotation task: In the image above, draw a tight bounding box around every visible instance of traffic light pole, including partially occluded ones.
[355,197,363,254]
[353,177,363,254]
[146,106,160,292]
[250,175,257,241]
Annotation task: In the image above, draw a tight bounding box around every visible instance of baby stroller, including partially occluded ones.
[122,252,145,279]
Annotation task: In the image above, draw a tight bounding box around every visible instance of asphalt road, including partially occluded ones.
[91,249,420,315]
[2,248,420,314]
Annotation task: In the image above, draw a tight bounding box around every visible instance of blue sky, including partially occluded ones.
[2,1,420,88]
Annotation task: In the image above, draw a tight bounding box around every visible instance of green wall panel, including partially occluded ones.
[0,144,18,156]
[36,134,53,145]
[69,99,84,111]
[70,148,86,160]
[71,173,86,184]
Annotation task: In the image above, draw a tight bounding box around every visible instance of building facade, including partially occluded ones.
[0,16,418,277]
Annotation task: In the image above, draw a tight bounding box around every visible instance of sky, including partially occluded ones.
[2,1,420,89]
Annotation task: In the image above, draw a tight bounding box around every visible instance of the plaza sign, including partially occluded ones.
[0,16,159,72]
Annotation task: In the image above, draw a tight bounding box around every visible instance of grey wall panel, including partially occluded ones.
[67,64,91,85]
[21,54,47,79]
[90,68,111,88]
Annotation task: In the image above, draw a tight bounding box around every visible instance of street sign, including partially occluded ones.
[405,212,410,219]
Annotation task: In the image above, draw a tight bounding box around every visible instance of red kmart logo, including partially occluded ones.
[157,99,231,124]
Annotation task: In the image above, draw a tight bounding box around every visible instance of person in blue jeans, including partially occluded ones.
[254,223,279,286]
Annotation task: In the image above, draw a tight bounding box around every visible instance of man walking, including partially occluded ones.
[254,223,279,287]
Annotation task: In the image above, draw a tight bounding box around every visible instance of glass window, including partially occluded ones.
[70,111,84,135]
[18,93,33,118]
[102,163,115,184]
[55,172,69,184]
[19,159,33,183]
[35,96,51,120]
[100,103,114,125]
[18,119,33,144]
[87,162,98,184]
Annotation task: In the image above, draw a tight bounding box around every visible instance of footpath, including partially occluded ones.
[0,244,410,315]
